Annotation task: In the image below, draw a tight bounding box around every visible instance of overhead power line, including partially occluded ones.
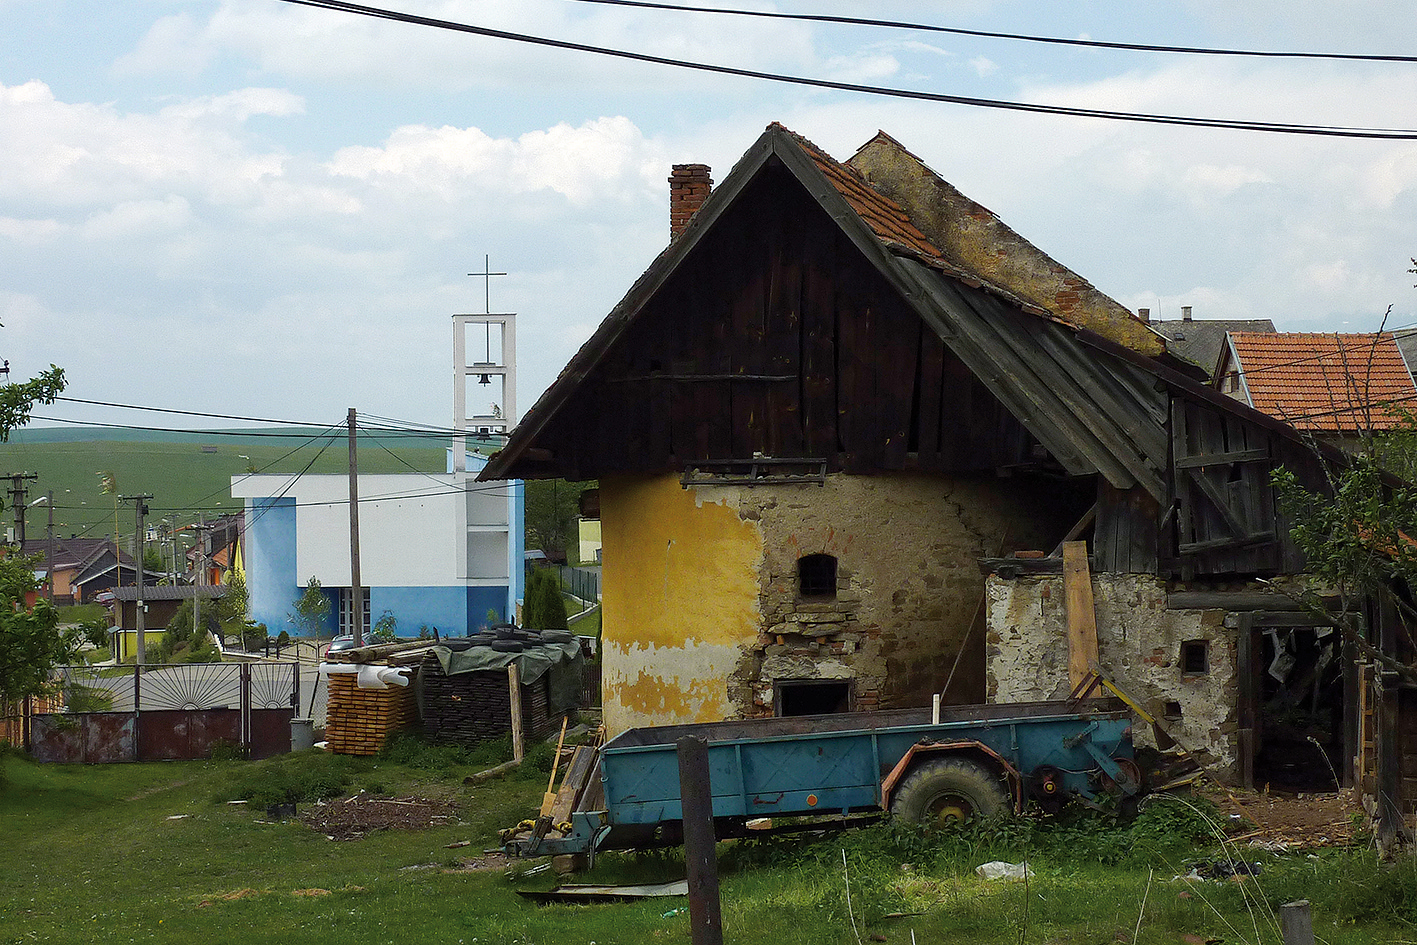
[56,396,331,427]
[276,0,1417,139]
[562,0,1417,64]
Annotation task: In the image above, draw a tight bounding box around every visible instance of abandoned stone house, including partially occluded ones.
[480,123,1415,817]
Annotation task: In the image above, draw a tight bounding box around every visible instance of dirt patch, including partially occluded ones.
[446,851,513,872]
[198,888,266,907]
[299,792,460,841]
[1203,784,1365,848]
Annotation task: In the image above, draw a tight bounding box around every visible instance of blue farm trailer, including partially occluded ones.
[505,697,1139,858]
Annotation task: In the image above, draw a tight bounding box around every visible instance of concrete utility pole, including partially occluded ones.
[347,408,363,646]
[44,491,53,603]
[5,472,38,545]
[28,492,54,602]
[192,516,209,644]
[121,494,153,664]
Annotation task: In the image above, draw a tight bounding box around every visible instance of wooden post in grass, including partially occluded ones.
[1280,900,1314,945]
[677,735,723,945]
[508,662,524,762]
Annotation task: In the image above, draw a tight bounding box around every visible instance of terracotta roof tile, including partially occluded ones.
[770,124,1050,318]
[770,124,942,261]
[1226,331,1417,433]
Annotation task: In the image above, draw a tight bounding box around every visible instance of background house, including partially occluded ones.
[232,452,523,639]
[1143,306,1276,380]
[69,548,157,604]
[16,537,115,605]
[1215,331,1417,443]
[479,124,1413,822]
[108,585,228,661]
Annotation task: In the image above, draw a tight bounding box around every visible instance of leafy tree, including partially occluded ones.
[153,600,220,664]
[1274,454,1417,686]
[0,362,71,705]
[524,479,593,562]
[371,609,398,642]
[0,550,75,706]
[0,365,64,443]
[287,577,332,639]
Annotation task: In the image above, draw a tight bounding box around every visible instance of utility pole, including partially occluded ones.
[121,494,153,664]
[192,516,208,645]
[5,472,38,545]
[44,491,53,603]
[347,409,363,646]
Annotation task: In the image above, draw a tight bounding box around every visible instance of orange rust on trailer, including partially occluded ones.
[878,739,1023,814]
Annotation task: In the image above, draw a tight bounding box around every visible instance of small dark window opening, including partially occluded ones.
[798,553,837,598]
[776,680,851,716]
[1181,640,1210,675]
[1164,700,1183,720]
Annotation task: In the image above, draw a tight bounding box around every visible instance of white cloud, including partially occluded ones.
[158,87,304,123]
[969,56,998,77]
[0,216,64,244]
[126,0,819,94]
[327,116,664,206]
[1180,163,1271,196]
[78,196,192,241]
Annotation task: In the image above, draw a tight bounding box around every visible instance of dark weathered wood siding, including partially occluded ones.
[537,166,1041,481]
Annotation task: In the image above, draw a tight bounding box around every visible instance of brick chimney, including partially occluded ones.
[1137,307,1150,323]
[669,164,712,239]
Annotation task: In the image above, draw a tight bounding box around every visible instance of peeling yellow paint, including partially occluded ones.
[600,474,763,734]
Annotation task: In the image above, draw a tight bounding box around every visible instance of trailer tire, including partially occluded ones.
[890,757,1009,827]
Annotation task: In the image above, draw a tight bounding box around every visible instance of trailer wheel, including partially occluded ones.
[890,757,1009,827]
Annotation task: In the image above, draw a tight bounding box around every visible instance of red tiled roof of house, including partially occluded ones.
[1227,331,1417,433]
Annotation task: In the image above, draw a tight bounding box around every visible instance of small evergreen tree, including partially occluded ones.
[521,570,543,629]
[523,569,568,630]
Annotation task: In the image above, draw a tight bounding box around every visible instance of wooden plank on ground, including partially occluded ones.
[1062,540,1100,695]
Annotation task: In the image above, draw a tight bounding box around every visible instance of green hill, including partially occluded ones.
[0,427,468,544]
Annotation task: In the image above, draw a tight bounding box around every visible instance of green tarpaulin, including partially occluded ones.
[431,641,584,713]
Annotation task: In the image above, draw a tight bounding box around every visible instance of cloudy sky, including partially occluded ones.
[4,0,1417,433]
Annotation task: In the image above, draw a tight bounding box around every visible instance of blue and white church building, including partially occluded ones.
[232,451,524,639]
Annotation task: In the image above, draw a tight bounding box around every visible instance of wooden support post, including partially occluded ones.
[508,663,524,763]
[1279,900,1314,945]
[677,736,724,945]
[1062,541,1100,695]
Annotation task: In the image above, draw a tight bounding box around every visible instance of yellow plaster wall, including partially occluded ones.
[600,473,763,735]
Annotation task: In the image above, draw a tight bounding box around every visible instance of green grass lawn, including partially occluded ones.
[2,430,448,540]
[2,745,1413,945]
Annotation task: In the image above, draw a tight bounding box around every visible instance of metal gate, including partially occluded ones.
[29,662,299,763]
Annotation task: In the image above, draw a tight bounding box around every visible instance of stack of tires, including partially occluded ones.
[455,622,574,654]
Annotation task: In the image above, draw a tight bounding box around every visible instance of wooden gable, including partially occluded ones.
[534,161,1043,480]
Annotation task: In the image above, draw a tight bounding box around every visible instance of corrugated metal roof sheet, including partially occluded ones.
[109,584,227,601]
[1227,331,1416,432]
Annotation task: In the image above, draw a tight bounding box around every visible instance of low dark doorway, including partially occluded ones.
[776,679,851,716]
[1253,626,1345,793]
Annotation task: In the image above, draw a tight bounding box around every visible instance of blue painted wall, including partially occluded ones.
[509,479,525,619]
[369,586,466,637]
[243,497,298,634]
